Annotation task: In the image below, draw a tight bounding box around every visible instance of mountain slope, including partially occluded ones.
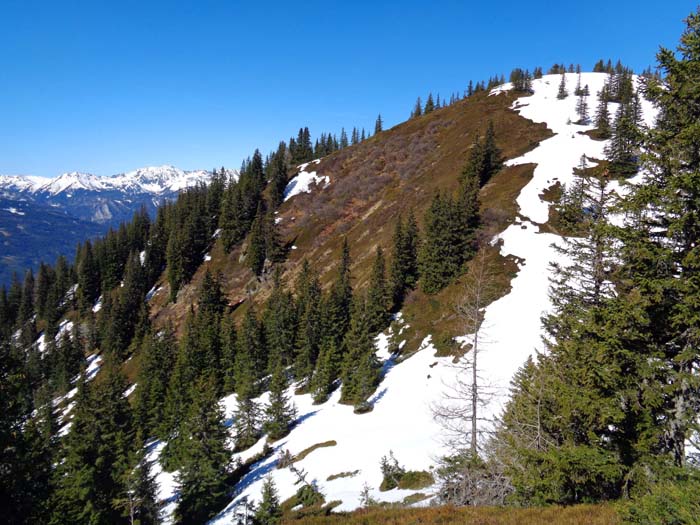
[132,77,591,522]
[185,73,654,522]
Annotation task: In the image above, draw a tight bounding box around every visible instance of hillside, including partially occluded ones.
[103,72,646,524]
[148,88,548,346]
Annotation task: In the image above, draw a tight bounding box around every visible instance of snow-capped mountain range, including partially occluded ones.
[1,165,236,203]
[0,165,236,285]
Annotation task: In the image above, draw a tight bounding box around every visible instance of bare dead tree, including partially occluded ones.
[431,249,519,506]
[432,249,497,456]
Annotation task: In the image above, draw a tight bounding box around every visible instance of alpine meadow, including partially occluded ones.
[3,3,700,525]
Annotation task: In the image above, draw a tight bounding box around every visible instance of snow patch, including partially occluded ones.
[283,160,329,202]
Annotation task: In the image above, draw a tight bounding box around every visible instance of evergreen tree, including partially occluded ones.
[605,94,642,176]
[594,89,612,138]
[424,93,435,113]
[220,314,238,395]
[52,356,135,524]
[310,337,340,404]
[254,477,282,525]
[263,269,297,371]
[557,72,568,99]
[412,97,422,118]
[17,269,34,326]
[419,194,460,293]
[263,363,296,441]
[234,392,260,451]
[175,375,231,525]
[325,239,353,349]
[576,92,589,124]
[77,240,101,314]
[374,114,383,134]
[135,327,176,439]
[340,296,380,409]
[269,142,289,208]
[236,307,265,398]
[366,246,390,334]
[115,432,161,525]
[619,10,700,466]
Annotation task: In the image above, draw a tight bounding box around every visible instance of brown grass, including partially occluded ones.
[293,440,338,463]
[282,503,620,525]
[149,89,552,355]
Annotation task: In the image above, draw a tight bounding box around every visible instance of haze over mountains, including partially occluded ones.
[0,165,236,285]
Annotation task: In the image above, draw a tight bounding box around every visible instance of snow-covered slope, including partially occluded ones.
[139,73,654,524]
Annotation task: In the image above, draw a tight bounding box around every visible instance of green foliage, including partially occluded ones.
[398,470,435,490]
[254,477,282,525]
[294,262,323,388]
[557,73,568,99]
[622,473,700,524]
[51,357,135,525]
[379,451,406,491]
[263,364,297,441]
[509,68,533,92]
[366,246,390,334]
[175,375,232,525]
[340,296,380,408]
[310,338,340,404]
[389,212,419,308]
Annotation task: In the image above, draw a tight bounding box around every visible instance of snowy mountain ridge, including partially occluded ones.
[0,164,238,286]
[0,164,238,198]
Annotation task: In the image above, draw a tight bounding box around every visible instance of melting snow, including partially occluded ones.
[283,160,329,202]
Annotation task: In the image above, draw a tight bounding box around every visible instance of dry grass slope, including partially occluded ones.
[282,503,620,525]
[149,89,552,354]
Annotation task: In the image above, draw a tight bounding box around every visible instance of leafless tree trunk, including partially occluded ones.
[433,249,496,456]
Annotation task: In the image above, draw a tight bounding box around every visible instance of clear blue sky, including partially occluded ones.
[1,0,697,177]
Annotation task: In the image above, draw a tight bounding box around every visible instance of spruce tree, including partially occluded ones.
[594,89,612,138]
[325,239,353,349]
[234,392,260,451]
[263,269,297,371]
[374,114,383,134]
[236,307,264,398]
[576,92,589,124]
[424,93,435,113]
[366,246,390,334]
[263,363,297,441]
[419,193,468,294]
[175,375,231,525]
[310,337,340,404]
[557,72,568,99]
[412,97,422,118]
[340,296,380,409]
[115,432,161,525]
[248,204,267,276]
[254,477,282,525]
[618,9,700,466]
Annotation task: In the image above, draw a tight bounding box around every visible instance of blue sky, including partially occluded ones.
[0,1,696,178]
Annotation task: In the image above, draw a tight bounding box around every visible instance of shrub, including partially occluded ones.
[621,473,700,524]
[398,470,435,490]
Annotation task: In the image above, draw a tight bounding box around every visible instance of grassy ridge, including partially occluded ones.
[283,503,620,525]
